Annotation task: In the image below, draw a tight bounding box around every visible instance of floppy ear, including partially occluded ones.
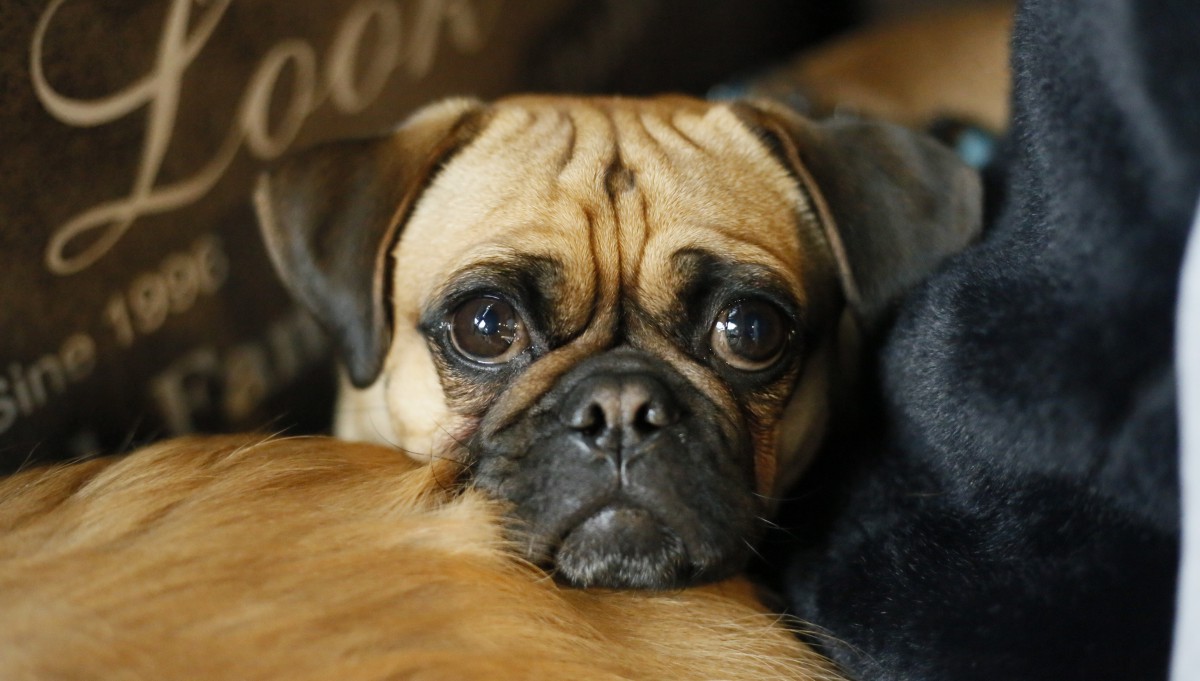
[254,98,487,387]
[731,100,982,327]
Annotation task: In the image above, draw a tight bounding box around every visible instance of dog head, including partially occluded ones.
[254,95,980,588]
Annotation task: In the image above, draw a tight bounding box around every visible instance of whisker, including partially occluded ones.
[741,536,766,562]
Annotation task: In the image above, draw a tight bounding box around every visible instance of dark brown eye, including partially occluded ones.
[449,297,528,364]
[711,300,789,371]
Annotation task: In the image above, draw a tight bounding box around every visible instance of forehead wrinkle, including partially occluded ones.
[611,109,668,163]
[706,223,802,276]
[552,109,577,174]
[471,107,537,157]
[556,105,618,187]
[628,113,803,231]
[611,106,809,331]
[672,107,812,231]
[544,105,621,344]
[619,185,651,304]
[603,109,655,310]
[679,105,777,164]
[642,226,807,297]
[465,107,578,185]
[397,109,582,264]
[608,111,675,210]
[637,110,710,159]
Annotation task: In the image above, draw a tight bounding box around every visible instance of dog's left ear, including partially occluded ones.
[254,98,487,387]
[731,100,982,327]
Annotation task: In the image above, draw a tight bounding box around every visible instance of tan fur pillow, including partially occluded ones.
[0,436,839,681]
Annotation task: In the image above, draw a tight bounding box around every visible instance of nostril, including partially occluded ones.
[578,404,607,438]
[639,402,675,429]
[567,401,604,430]
[631,401,677,435]
[633,403,652,433]
[561,373,680,447]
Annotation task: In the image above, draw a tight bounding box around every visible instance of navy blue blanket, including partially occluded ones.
[774,1,1200,678]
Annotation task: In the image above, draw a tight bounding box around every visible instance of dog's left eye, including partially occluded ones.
[449,297,528,364]
[711,300,790,371]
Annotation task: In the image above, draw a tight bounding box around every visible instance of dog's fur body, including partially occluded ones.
[255,94,982,588]
[745,2,1013,132]
[0,435,840,681]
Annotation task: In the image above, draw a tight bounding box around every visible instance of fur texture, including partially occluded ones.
[771,0,1198,678]
[0,435,840,681]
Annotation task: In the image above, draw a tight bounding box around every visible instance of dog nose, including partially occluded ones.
[562,373,679,450]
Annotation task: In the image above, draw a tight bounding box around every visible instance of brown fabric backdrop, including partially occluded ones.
[0,0,847,472]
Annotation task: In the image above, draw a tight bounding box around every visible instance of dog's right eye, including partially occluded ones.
[448,297,528,364]
[710,299,790,372]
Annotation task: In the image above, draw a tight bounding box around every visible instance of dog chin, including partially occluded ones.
[553,506,692,589]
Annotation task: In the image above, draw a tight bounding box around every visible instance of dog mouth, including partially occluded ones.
[550,503,693,589]
[469,348,761,589]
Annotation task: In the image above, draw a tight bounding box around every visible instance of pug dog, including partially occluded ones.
[253,95,980,589]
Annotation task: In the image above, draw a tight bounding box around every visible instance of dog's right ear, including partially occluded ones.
[730,99,982,329]
[254,98,487,388]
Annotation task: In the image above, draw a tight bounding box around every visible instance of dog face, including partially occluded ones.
[255,95,980,588]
